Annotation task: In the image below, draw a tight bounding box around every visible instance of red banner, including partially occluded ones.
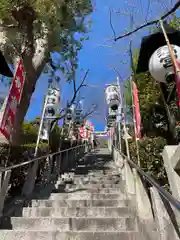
[132,81,141,139]
[0,59,25,140]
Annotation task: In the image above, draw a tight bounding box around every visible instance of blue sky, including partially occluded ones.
[1,0,176,131]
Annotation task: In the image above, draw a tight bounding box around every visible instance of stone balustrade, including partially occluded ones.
[112,146,180,240]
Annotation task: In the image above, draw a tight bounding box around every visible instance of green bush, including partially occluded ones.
[20,122,39,144]
[0,142,49,198]
[122,136,168,187]
[0,119,81,200]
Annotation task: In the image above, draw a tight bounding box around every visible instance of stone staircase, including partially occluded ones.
[0,149,139,239]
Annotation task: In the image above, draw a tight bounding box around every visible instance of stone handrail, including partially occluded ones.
[112,145,180,240]
[0,144,86,217]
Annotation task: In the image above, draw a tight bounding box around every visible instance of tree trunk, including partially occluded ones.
[10,57,46,145]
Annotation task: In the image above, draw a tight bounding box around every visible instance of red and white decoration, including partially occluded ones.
[0,59,25,140]
[79,120,94,140]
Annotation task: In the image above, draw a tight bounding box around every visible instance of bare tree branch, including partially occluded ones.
[69,69,89,106]
[108,64,124,82]
[82,104,98,120]
[109,8,116,40]
[49,69,93,136]
[50,69,89,125]
[114,0,180,41]
[145,0,151,22]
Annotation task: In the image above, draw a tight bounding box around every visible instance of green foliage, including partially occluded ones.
[124,79,132,107]
[0,142,49,198]
[169,15,180,30]
[21,120,62,150]
[0,0,93,80]
[20,121,39,144]
[0,0,93,145]
[49,124,62,151]
[122,18,180,187]
[121,137,168,186]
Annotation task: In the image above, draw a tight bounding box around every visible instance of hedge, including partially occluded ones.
[121,136,169,188]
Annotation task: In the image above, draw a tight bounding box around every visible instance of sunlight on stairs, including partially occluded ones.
[0,149,139,240]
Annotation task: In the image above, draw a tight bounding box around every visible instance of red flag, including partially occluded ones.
[132,81,141,139]
[173,60,180,108]
[0,59,25,140]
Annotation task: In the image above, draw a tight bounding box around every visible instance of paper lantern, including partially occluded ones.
[149,45,180,82]
[105,85,120,111]
[45,88,60,116]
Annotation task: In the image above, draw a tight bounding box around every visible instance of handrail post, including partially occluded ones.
[0,170,11,217]
[162,146,180,201]
[162,145,180,226]
[66,149,69,173]
[21,159,39,197]
[58,152,62,174]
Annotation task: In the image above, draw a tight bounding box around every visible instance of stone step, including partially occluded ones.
[76,179,120,185]
[86,188,123,194]
[31,199,127,208]
[49,193,125,200]
[23,207,130,218]
[53,188,123,195]
[83,183,122,188]
[0,230,139,240]
[11,217,136,231]
[56,179,121,185]
[73,174,120,180]
[64,188,123,194]
[75,168,114,174]
[77,170,120,175]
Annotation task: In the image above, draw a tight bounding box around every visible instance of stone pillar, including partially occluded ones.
[150,187,179,240]
[22,160,39,196]
[162,146,180,201]
[133,169,155,240]
[162,145,180,227]
[124,160,135,198]
[41,157,53,183]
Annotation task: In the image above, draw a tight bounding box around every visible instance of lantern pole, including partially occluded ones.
[34,95,48,157]
[159,20,180,74]
[117,77,122,152]
[158,20,178,143]
[122,87,131,159]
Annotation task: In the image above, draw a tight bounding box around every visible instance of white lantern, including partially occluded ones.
[149,44,180,83]
[74,108,83,125]
[40,87,60,141]
[65,105,75,124]
[108,107,117,119]
[45,88,60,117]
[105,85,120,111]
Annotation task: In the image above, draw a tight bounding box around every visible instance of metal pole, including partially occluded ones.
[117,77,122,152]
[122,90,130,159]
[34,95,48,157]
[118,121,121,152]
[159,20,180,73]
